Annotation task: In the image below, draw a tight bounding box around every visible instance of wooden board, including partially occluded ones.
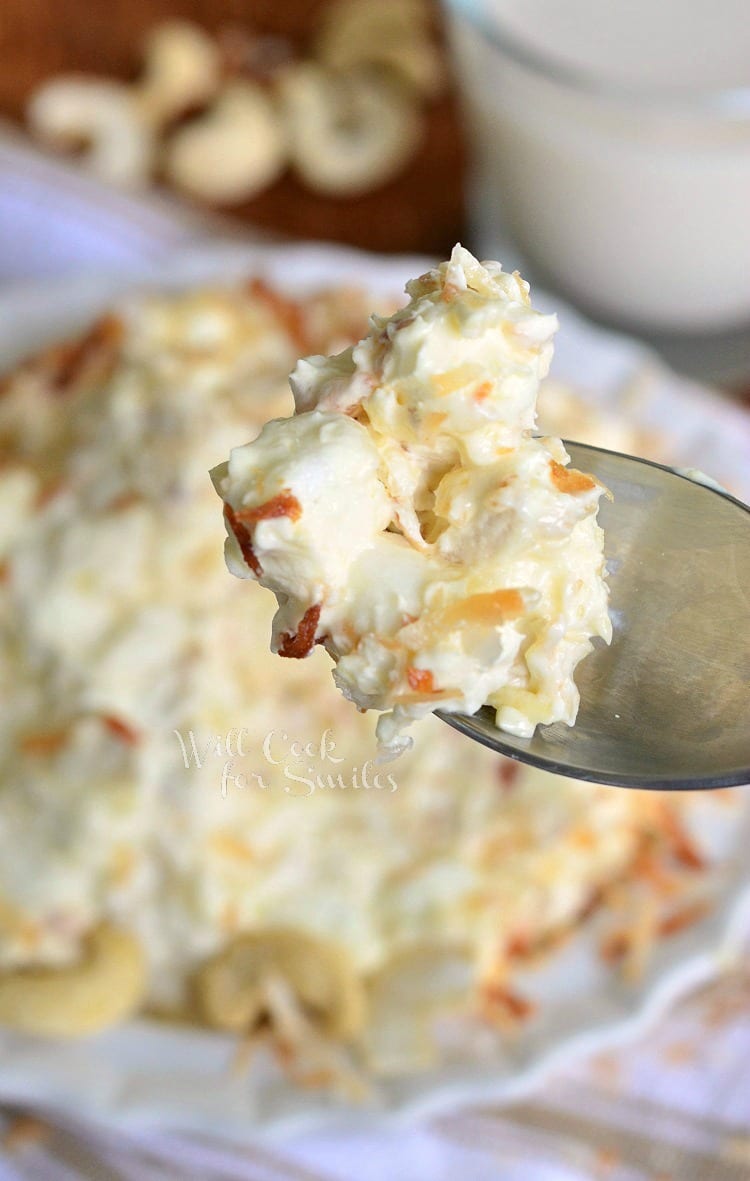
[0,0,466,254]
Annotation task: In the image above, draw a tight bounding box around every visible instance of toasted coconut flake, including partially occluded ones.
[406,666,435,693]
[549,459,597,495]
[479,981,536,1024]
[31,314,123,396]
[246,278,309,352]
[278,604,322,658]
[224,502,262,576]
[20,729,69,757]
[101,714,140,745]
[440,589,526,629]
[236,490,302,525]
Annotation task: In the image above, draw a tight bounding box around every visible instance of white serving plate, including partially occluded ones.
[1,242,749,1145]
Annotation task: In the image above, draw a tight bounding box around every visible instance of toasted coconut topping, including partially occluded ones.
[278,603,322,659]
[235,491,302,525]
[224,502,263,576]
[549,459,597,495]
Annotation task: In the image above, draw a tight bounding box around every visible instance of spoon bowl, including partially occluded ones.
[438,442,750,790]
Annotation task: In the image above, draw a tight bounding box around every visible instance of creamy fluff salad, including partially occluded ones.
[1,270,707,1073]
[214,247,612,754]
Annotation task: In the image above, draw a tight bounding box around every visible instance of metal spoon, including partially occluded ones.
[438,442,750,790]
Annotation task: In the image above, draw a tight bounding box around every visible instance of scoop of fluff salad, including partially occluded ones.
[212,246,611,756]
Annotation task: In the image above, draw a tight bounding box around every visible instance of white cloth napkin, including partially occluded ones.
[1,126,749,1181]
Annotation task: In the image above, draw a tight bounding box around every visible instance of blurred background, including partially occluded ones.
[0,0,465,254]
[2,0,750,386]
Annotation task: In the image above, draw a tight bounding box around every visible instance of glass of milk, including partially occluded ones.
[445,0,750,332]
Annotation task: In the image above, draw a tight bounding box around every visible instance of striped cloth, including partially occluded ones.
[2,969,750,1181]
[1,124,749,1181]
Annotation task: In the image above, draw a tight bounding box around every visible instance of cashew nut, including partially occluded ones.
[135,20,221,126]
[27,77,154,188]
[315,0,445,98]
[0,923,146,1038]
[194,927,366,1040]
[278,63,423,197]
[162,81,286,205]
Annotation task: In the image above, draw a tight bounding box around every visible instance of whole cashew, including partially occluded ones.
[162,81,286,205]
[0,923,146,1038]
[316,0,445,99]
[195,927,366,1040]
[278,63,423,197]
[27,78,154,188]
[135,20,221,126]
